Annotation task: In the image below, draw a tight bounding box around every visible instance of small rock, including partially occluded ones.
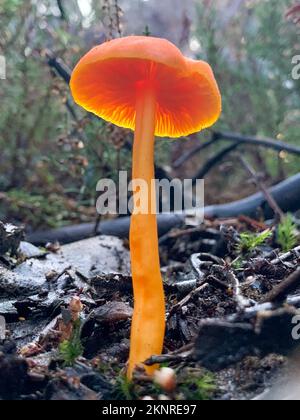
[18,242,46,259]
[93,301,133,323]
[0,222,24,256]
[46,270,58,281]
[0,342,30,399]
[45,242,61,253]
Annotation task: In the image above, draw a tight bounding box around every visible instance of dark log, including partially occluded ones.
[27,213,185,245]
[204,172,300,219]
[27,173,300,245]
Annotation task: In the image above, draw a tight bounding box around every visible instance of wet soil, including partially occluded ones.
[0,218,299,400]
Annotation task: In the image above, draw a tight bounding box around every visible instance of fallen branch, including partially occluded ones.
[46,51,71,84]
[262,268,300,304]
[27,213,185,245]
[173,133,220,169]
[216,131,300,156]
[175,131,300,169]
[145,347,193,366]
[27,173,300,245]
[192,142,239,183]
[204,172,300,219]
[57,0,67,21]
[271,245,300,265]
[239,155,284,221]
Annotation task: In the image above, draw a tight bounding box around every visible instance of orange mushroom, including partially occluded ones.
[70,36,221,379]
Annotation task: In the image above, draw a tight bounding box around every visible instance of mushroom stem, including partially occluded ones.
[128,83,165,379]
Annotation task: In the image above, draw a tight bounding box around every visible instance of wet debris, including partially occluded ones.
[254,352,300,400]
[92,273,133,296]
[92,301,133,324]
[1,216,300,400]
[0,222,24,256]
[194,304,300,371]
[262,268,300,303]
[45,363,112,400]
[18,242,47,260]
[0,341,32,400]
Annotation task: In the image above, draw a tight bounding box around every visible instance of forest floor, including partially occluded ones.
[0,216,300,401]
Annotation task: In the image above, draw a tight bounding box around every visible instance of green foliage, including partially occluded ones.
[0,0,22,13]
[59,320,83,367]
[180,373,216,401]
[237,230,273,255]
[0,0,132,229]
[194,0,300,181]
[0,190,86,229]
[114,374,136,401]
[277,214,298,252]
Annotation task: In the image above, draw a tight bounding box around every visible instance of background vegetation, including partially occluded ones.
[0,0,299,230]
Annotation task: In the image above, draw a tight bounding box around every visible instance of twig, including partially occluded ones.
[50,266,72,283]
[57,0,67,21]
[215,131,300,156]
[227,270,253,311]
[173,133,221,168]
[175,131,300,170]
[192,142,239,183]
[239,156,284,221]
[262,268,300,303]
[94,215,102,235]
[159,227,203,243]
[159,227,219,246]
[167,283,209,319]
[190,253,223,280]
[271,245,300,265]
[145,346,193,366]
[206,275,230,291]
[46,51,71,84]
[238,215,268,231]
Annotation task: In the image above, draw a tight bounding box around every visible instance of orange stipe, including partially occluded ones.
[128,84,165,378]
[70,36,222,379]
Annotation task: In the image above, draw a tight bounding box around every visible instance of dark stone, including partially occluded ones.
[194,305,300,371]
[0,222,24,256]
[0,342,29,400]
